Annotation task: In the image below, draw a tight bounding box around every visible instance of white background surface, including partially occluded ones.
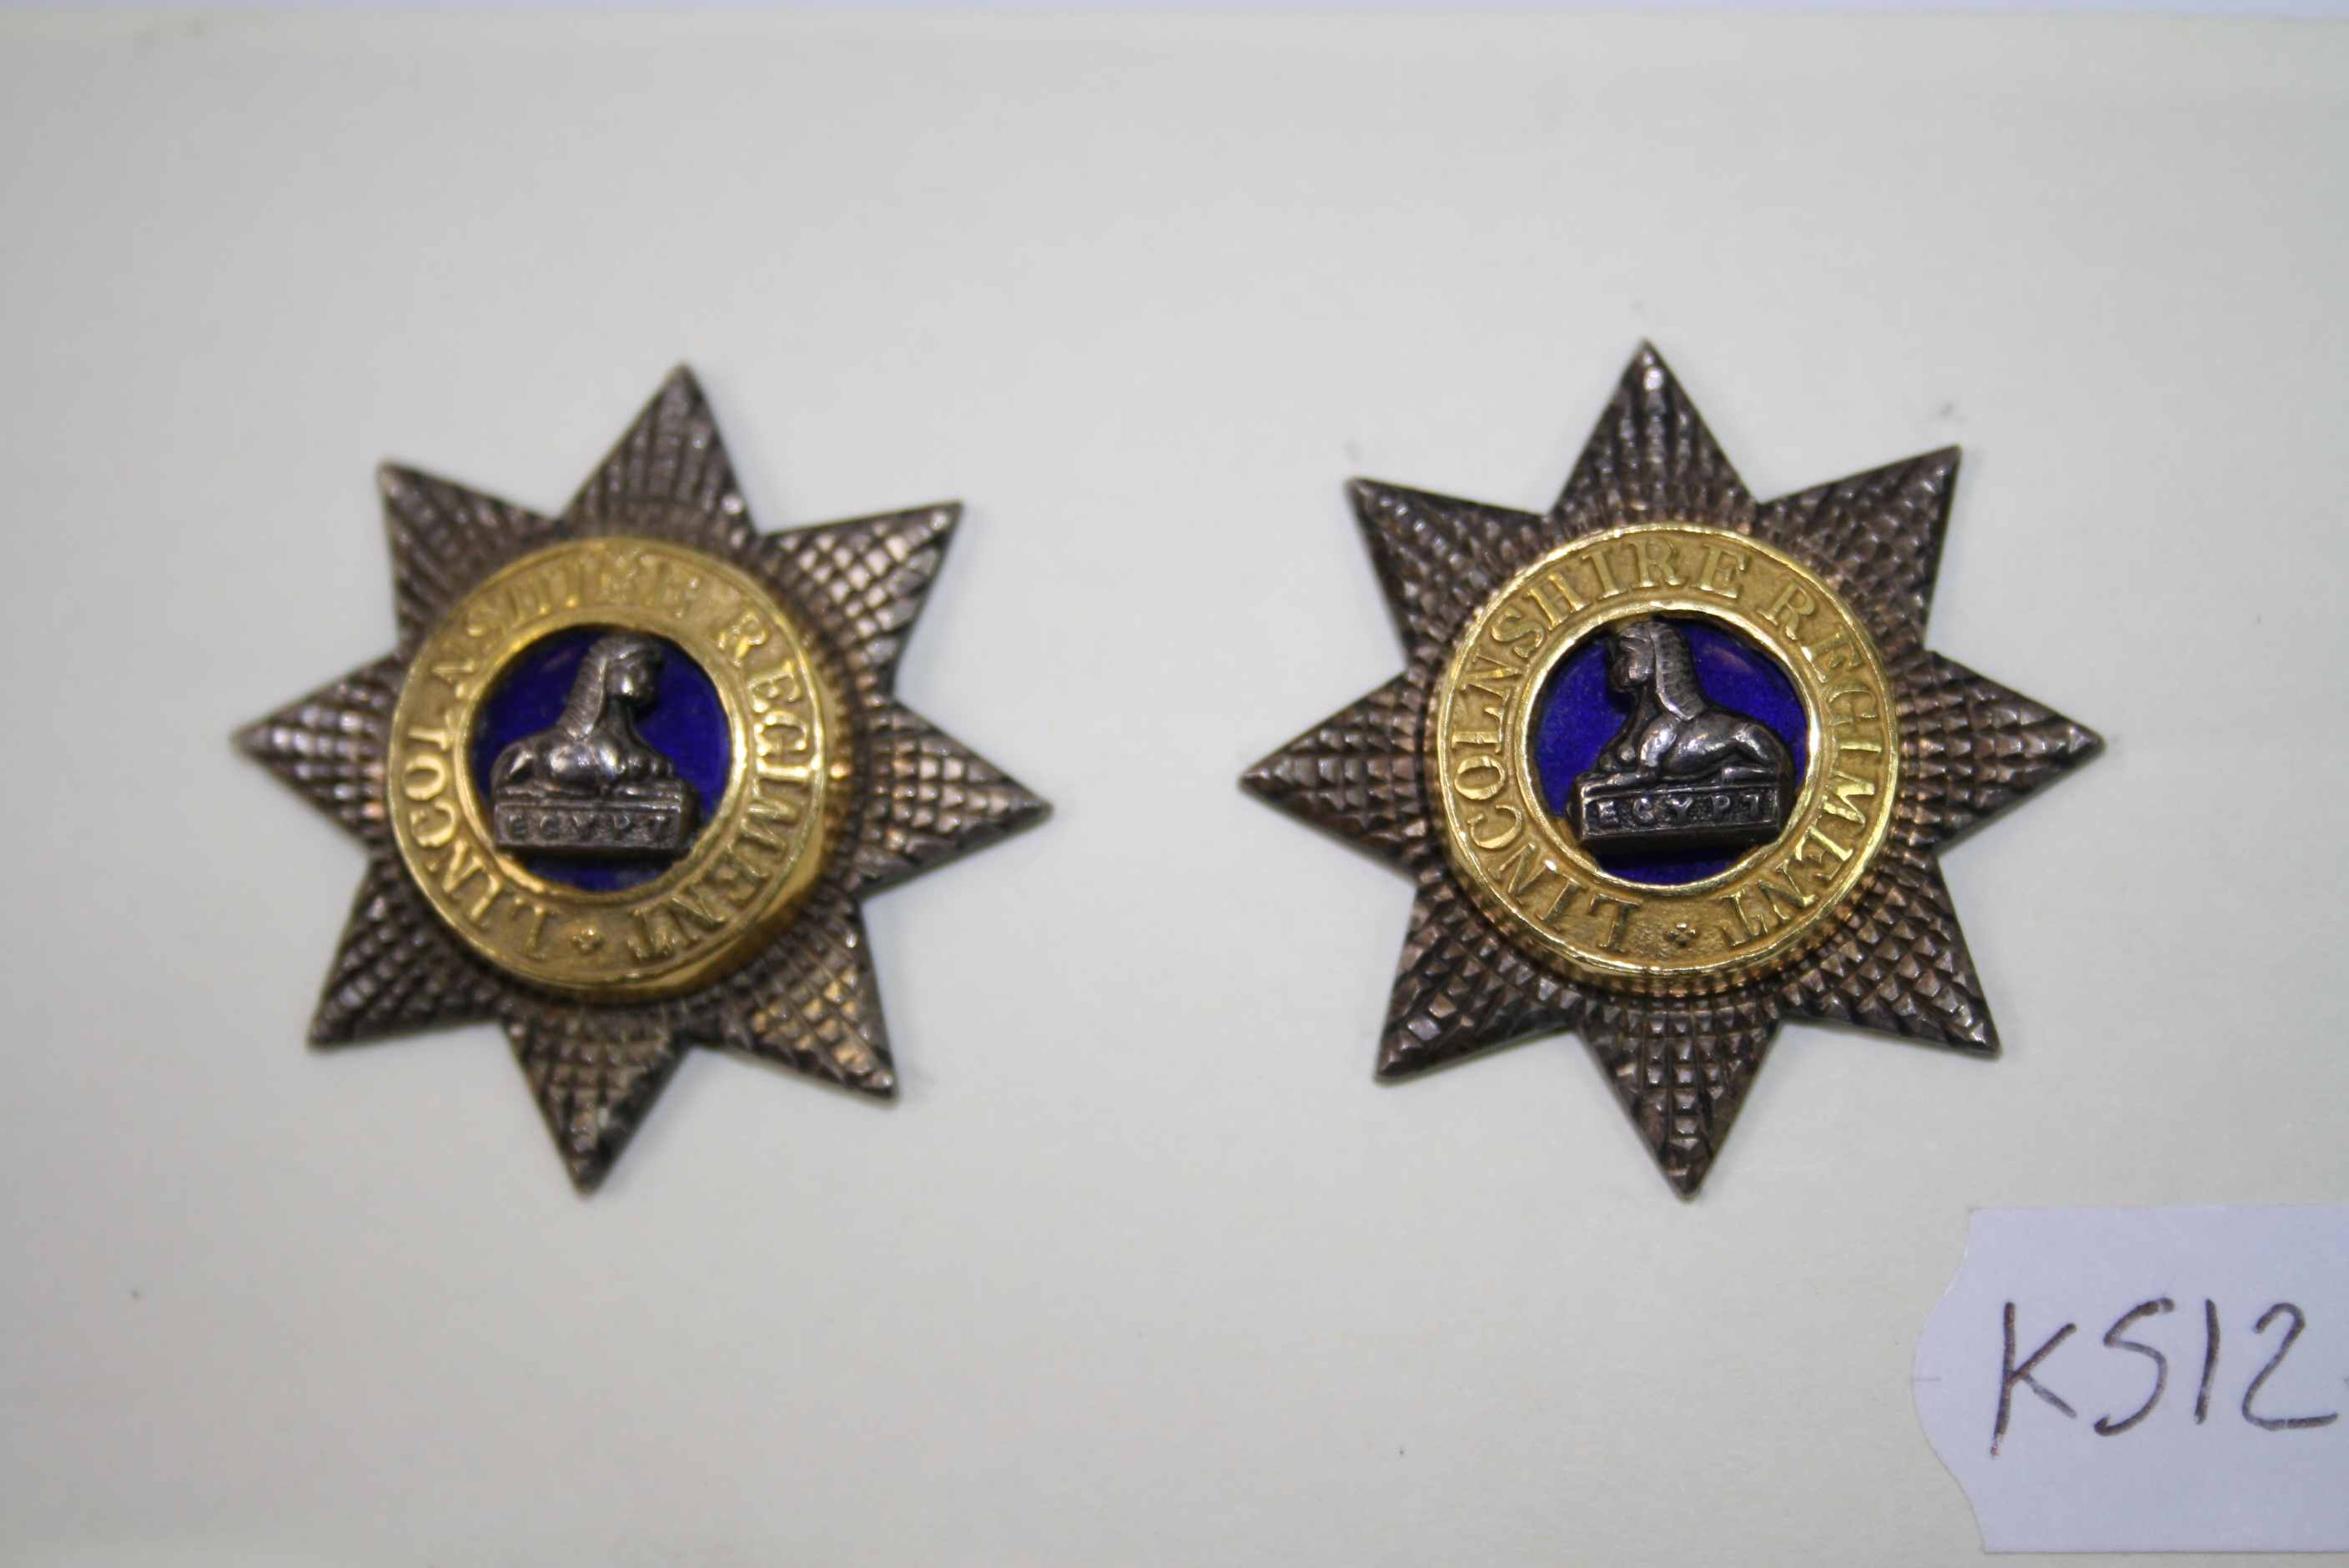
[1,13,2344,1565]
[1915,1208,2349,1553]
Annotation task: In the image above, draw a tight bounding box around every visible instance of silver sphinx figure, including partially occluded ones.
[490,631,697,857]
[1568,618,1793,853]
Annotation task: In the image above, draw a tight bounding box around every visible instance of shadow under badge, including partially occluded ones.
[489,631,697,857]
[1569,618,1793,854]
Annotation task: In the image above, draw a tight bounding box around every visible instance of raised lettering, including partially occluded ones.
[409,800,458,849]
[1486,841,1559,902]
[1754,864,1814,920]
[747,661,807,711]
[518,902,551,957]
[717,610,771,666]
[1487,600,1544,651]
[1589,894,1637,952]
[1589,544,1630,598]
[1807,631,1863,680]
[1698,544,1749,599]
[626,907,681,963]
[435,840,498,919]
[667,886,730,934]
[1467,806,1522,852]
[1539,876,1587,928]
[1826,683,1882,726]
[756,707,814,761]
[401,751,450,802]
[1452,753,1506,802]
[1818,768,1879,827]
[1633,535,1685,588]
[1763,581,1816,642]
[747,781,807,826]
[1718,889,1770,946]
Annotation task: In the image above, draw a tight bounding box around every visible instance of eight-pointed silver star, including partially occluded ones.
[1244,346,2102,1195]
[238,370,1048,1190]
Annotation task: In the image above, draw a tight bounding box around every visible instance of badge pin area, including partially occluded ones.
[1244,345,2103,1197]
[237,369,1049,1191]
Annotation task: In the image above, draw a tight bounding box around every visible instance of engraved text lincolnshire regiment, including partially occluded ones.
[1432,522,1894,983]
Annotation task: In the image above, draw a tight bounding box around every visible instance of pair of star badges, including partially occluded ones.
[238,347,2100,1197]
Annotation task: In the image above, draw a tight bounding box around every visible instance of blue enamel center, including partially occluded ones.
[1529,619,1808,887]
[468,627,732,892]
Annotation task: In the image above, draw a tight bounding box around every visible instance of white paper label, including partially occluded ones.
[1915,1206,2348,1553]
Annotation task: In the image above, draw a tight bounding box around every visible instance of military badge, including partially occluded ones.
[1244,345,2101,1195]
[237,369,1048,1190]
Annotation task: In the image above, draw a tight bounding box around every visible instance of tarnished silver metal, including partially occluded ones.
[1242,344,2104,1197]
[1569,618,1793,853]
[490,631,697,857]
[236,369,1049,1192]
